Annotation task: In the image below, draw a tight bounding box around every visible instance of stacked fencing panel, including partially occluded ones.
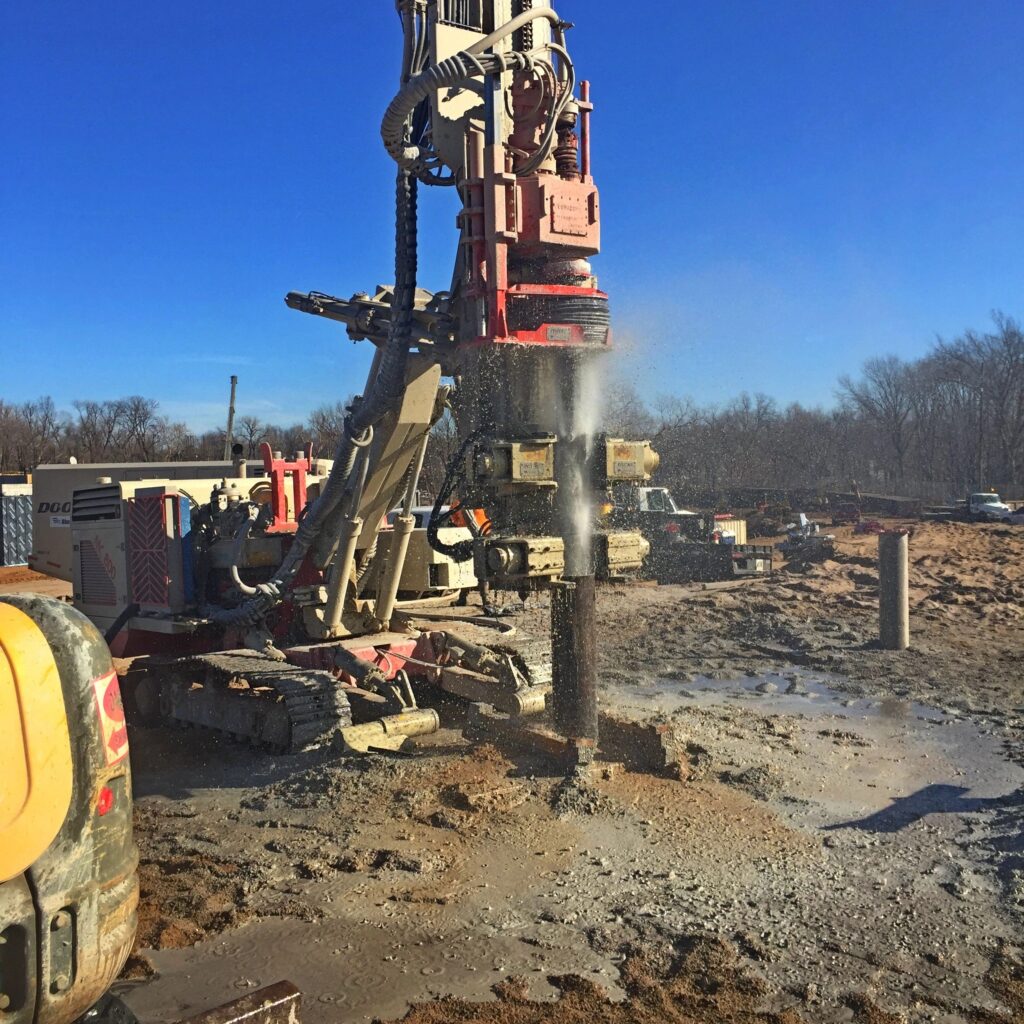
[0,492,33,566]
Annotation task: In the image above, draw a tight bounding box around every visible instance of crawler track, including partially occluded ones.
[488,636,553,691]
[155,651,352,752]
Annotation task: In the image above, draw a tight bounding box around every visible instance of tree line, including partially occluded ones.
[2,313,1021,503]
[597,312,1023,503]
[0,395,353,476]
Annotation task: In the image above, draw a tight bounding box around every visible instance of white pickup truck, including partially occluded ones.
[966,492,1012,522]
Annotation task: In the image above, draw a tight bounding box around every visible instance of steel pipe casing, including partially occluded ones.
[879,531,910,650]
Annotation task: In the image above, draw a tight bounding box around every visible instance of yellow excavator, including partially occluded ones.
[0,594,299,1024]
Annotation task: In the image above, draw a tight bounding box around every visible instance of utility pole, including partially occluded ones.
[223,375,238,461]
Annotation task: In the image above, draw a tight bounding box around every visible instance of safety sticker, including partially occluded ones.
[92,670,129,765]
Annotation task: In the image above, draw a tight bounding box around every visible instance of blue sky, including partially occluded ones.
[2,1,1022,431]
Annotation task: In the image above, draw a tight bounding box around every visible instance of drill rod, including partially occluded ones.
[550,575,598,742]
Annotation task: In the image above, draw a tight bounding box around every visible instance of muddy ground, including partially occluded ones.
[562,519,1023,767]
[97,520,1022,1023]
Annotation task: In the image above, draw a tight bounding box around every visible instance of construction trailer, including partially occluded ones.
[29,462,238,580]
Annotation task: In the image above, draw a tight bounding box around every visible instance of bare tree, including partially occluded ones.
[0,400,25,473]
[237,416,268,459]
[121,396,164,460]
[72,399,126,461]
[420,409,460,499]
[307,399,352,456]
[933,312,1024,486]
[275,423,311,462]
[16,398,67,468]
[601,381,656,438]
[838,356,916,484]
[987,313,1024,482]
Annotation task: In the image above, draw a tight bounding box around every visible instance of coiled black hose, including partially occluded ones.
[426,427,491,562]
[382,51,538,173]
[207,11,426,628]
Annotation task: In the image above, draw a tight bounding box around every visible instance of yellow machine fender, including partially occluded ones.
[0,603,74,883]
[0,595,138,1024]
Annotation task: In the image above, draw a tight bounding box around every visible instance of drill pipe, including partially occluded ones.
[550,575,598,741]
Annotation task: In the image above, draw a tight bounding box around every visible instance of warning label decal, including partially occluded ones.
[91,670,129,765]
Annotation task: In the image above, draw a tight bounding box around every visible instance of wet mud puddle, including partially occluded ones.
[119,672,1023,1024]
[603,668,1019,819]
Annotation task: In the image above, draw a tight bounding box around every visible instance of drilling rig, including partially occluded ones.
[56,0,656,757]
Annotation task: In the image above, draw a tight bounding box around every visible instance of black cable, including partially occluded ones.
[207,112,421,627]
[426,427,490,560]
[104,603,140,646]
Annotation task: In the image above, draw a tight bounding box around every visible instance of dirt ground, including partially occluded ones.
[80,519,1022,1023]
[0,565,72,597]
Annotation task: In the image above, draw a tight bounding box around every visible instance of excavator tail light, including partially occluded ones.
[96,786,114,816]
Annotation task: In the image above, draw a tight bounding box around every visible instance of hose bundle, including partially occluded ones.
[209,108,421,624]
[382,50,539,173]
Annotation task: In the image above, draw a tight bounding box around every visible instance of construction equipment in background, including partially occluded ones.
[830,502,862,527]
[0,593,300,1024]
[610,485,773,583]
[777,513,836,562]
[29,461,241,581]
[963,491,1012,522]
[37,2,654,760]
[921,491,1015,524]
[382,505,480,601]
[41,452,479,642]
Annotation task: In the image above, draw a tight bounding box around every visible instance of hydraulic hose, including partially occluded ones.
[204,430,364,626]
[465,8,563,55]
[229,519,259,596]
[208,171,419,628]
[382,51,538,171]
[206,10,426,630]
[514,0,536,51]
[355,537,379,589]
[426,428,489,562]
[104,603,140,646]
[515,41,575,176]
